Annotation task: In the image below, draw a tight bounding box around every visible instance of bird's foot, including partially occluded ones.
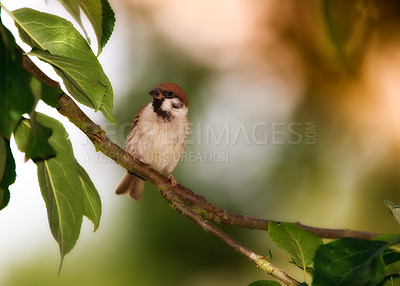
[165,171,177,186]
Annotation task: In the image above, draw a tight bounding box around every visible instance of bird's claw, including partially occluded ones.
[166,171,177,186]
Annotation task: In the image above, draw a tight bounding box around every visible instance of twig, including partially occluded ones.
[21,49,61,90]
[173,186,379,239]
[160,189,300,285]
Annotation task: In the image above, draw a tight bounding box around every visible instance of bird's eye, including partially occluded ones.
[165,91,174,98]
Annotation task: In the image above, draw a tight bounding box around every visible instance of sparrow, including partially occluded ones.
[115,83,190,200]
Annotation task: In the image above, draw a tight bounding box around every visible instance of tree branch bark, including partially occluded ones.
[173,185,379,239]
[22,53,379,285]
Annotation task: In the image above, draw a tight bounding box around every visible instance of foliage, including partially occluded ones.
[11,7,116,124]
[249,221,400,286]
[1,1,400,285]
[0,1,113,268]
[13,114,102,264]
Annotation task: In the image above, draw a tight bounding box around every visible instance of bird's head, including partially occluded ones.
[149,83,188,120]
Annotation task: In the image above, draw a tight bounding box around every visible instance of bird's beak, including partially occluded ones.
[149,88,162,99]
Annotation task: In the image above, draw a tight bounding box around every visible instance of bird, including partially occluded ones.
[115,83,190,200]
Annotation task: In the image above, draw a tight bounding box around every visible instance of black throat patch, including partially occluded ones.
[152,98,171,121]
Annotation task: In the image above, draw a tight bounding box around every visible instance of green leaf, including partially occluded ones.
[313,238,387,286]
[29,50,108,110]
[382,275,400,286]
[7,7,116,124]
[58,0,115,55]
[0,19,35,139]
[13,117,56,161]
[373,233,400,243]
[30,77,63,108]
[385,200,400,225]
[383,249,400,266]
[99,0,116,53]
[13,113,101,262]
[268,222,322,270]
[76,161,101,231]
[13,119,29,152]
[57,0,88,43]
[35,113,84,262]
[28,115,56,161]
[14,113,83,262]
[248,280,281,286]
[37,160,83,262]
[385,260,400,283]
[0,139,16,210]
[382,237,400,277]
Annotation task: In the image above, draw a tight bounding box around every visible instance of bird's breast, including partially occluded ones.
[125,104,189,172]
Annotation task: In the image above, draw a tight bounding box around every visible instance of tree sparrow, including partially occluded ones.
[115,83,190,200]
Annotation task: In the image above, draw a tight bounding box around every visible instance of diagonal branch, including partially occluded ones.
[56,89,379,241]
[57,92,300,285]
[22,53,379,285]
[22,54,379,240]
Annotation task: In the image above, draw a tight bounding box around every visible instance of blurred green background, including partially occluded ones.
[2,0,400,285]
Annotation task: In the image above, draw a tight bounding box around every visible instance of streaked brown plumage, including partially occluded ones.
[115,83,190,200]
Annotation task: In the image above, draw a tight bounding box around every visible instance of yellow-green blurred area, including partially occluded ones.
[2,0,400,285]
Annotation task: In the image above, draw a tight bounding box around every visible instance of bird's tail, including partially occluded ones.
[115,172,145,200]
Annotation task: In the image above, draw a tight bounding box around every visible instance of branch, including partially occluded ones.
[21,48,61,90]
[22,53,378,284]
[54,83,378,241]
[173,186,379,240]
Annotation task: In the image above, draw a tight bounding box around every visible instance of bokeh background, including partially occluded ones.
[1,0,400,285]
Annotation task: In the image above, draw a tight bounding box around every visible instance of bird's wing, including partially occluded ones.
[131,105,147,131]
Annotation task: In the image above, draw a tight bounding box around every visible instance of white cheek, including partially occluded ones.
[162,98,183,112]
[171,98,183,108]
[162,100,172,111]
